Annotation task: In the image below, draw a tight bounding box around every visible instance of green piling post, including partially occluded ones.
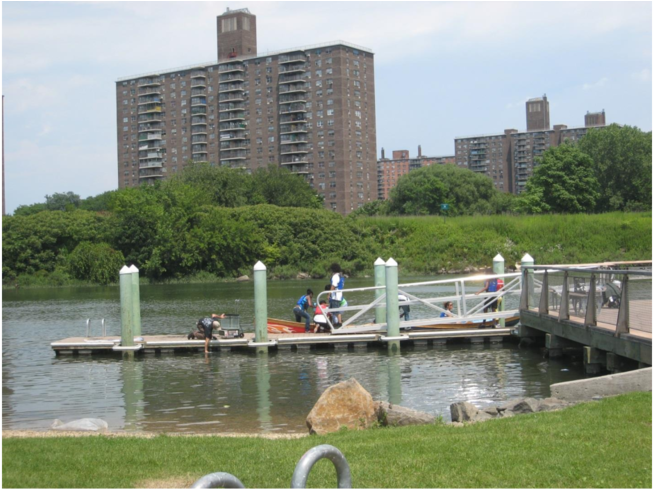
[129,265,142,339]
[493,254,505,327]
[521,253,535,310]
[119,265,134,347]
[254,261,268,352]
[385,258,400,352]
[374,257,386,325]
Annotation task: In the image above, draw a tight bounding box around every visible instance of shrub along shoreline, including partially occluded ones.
[3,210,650,288]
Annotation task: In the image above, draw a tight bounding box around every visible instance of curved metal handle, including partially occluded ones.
[290,444,352,488]
[190,472,246,488]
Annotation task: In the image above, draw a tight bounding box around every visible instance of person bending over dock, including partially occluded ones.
[293,289,314,333]
[199,313,226,353]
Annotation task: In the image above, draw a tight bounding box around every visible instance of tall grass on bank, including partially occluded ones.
[3,392,650,488]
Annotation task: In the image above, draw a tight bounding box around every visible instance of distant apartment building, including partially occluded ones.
[455,96,606,194]
[377,146,454,200]
[585,110,606,127]
[116,8,377,214]
[0,95,6,216]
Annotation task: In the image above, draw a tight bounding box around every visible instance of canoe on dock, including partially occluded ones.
[267,316,520,335]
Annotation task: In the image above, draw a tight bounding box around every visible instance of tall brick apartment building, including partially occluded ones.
[377,147,454,200]
[116,8,377,214]
[455,96,606,194]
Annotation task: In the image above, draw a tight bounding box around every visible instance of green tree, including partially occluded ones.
[576,124,652,211]
[13,203,48,217]
[517,143,600,214]
[250,166,322,208]
[68,242,125,285]
[170,162,253,207]
[79,190,118,212]
[348,199,389,217]
[45,192,81,211]
[386,164,500,216]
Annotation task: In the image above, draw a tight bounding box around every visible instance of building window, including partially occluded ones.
[222,17,237,32]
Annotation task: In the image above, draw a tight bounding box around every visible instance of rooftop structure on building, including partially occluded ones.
[455,96,607,194]
[116,8,377,215]
[377,146,454,200]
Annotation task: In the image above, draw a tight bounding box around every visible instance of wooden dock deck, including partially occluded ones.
[51,327,514,355]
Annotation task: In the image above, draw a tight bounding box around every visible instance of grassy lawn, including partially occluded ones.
[3,392,651,488]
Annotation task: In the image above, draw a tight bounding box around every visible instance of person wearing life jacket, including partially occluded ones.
[329,263,345,326]
[475,269,500,313]
[293,289,314,333]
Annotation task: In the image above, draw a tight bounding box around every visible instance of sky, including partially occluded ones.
[2,1,651,214]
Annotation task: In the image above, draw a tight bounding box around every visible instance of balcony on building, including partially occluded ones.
[219,132,247,140]
[278,74,307,85]
[192,135,208,143]
[279,64,307,74]
[280,144,309,155]
[280,123,308,135]
[218,62,245,73]
[219,111,246,122]
[219,93,245,103]
[191,97,207,107]
[191,69,207,78]
[192,143,208,153]
[280,134,308,144]
[191,126,208,135]
[219,102,245,112]
[218,83,245,93]
[137,77,162,87]
[279,113,307,124]
[139,160,163,169]
[220,151,248,161]
[219,122,248,132]
[279,84,307,94]
[220,141,249,151]
[191,106,207,115]
[191,78,207,88]
[139,151,164,160]
[191,87,206,97]
[137,103,162,114]
[137,95,161,106]
[138,87,161,96]
[138,132,163,141]
[280,155,309,165]
[279,53,307,64]
[219,73,245,83]
[139,170,165,179]
[138,114,163,124]
[279,94,307,105]
[279,103,307,115]
[191,116,208,125]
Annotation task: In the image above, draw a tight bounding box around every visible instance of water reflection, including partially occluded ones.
[3,280,588,433]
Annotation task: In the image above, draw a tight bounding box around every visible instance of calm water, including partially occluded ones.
[2,277,587,433]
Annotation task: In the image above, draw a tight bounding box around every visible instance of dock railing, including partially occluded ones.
[315,272,525,334]
[521,263,652,339]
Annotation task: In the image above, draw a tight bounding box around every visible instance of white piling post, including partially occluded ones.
[521,253,535,310]
[385,258,400,352]
[493,254,505,327]
[374,258,386,325]
[254,261,268,352]
[129,265,142,339]
[119,266,134,347]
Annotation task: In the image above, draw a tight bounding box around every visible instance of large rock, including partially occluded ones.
[306,378,376,435]
[374,401,436,427]
[538,397,573,412]
[235,275,250,282]
[498,397,540,414]
[450,401,478,422]
[296,272,310,280]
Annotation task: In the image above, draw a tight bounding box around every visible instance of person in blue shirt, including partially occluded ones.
[476,273,499,313]
[440,301,455,317]
[293,289,314,333]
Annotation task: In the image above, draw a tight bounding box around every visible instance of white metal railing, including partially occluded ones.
[314,272,526,334]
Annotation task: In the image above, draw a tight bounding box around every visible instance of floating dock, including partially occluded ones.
[51,328,513,355]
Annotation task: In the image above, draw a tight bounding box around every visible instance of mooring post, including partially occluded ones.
[119,265,134,347]
[385,258,400,352]
[493,254,505,327]
[129,265,142,339]
[521,253,535,310]
[254,261,269,353]
[374,257,386,325]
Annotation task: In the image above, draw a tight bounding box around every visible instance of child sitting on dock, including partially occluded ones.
[313,301,331,333]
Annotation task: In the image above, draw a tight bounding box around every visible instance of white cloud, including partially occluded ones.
[631,69,651,82]
[582,77,609,90]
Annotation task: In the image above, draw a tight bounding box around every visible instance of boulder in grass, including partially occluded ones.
[538,397,572,412]
[306,378,376,435]
[374,401,436,427]
[450,401,479,422]
[236,275,250,282]
[498,398,540,415]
